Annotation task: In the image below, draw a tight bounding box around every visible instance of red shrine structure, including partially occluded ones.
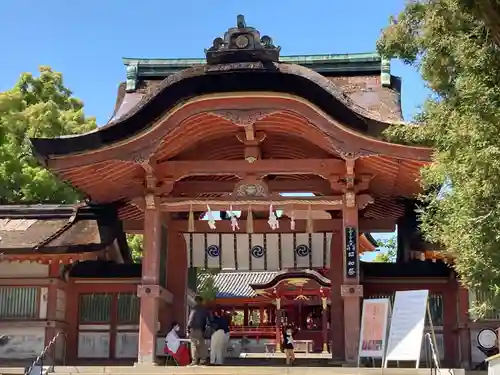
[0,16,495,369]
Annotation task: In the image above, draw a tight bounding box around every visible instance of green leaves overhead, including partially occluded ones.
[378,0,500,315]
[372,236,397,263]
[0,66,96,204]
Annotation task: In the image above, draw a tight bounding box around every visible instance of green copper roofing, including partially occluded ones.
[122,52,391,92]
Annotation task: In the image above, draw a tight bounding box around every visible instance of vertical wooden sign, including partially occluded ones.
[345,227,358,278]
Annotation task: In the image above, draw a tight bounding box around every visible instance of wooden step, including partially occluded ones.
[51,365,466,375]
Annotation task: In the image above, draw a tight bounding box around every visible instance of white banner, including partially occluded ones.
[358,298,391,359]
[384,290,429,366]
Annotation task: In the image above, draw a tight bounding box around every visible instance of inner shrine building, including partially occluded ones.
[0,16,494,368]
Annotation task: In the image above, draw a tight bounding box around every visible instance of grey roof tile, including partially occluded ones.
[198,271,277,298]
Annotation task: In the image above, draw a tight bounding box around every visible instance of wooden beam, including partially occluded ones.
[122,218,396,233]
[153,195,345,212]
[172,179,332,195]
[155,159,345,179]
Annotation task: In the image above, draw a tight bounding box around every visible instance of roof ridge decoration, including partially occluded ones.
[205,15,281,65]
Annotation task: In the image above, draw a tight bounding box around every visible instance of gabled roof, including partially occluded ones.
[0,204,131,262]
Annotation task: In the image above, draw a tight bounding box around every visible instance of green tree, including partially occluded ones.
[126,234,144,263]
[0,66,143,260]
[373,236,397,263]
[0,66,96,204]
[377,0,500,316]
[197,268,220,302]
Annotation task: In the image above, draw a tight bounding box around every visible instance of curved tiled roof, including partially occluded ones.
[199,271,277,298]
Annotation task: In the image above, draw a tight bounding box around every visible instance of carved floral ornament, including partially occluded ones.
[233,179,269,197]
[211,110,278,127]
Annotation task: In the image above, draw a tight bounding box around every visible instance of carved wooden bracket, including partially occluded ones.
[357,194,374,210]
[329,174,373,193]
[356,174,373,193]
[156,180,175,196]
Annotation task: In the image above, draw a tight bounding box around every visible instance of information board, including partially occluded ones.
[384,289,429,366]
[358,298,391,359]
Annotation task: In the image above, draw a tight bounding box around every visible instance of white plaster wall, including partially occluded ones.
[54,330,66,361]
[77,332,110,358]
[0,261,49,278]
[115,332,138,358]
[39,288,48,319]
[55,289,66,321]
[0,327,45,359]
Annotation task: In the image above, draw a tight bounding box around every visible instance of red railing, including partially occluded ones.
[229,325,276,336]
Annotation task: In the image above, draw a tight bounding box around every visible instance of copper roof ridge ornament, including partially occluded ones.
[205,14,281,65]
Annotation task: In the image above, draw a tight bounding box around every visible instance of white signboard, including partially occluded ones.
[384,289,429,366]
[358,298,391,359]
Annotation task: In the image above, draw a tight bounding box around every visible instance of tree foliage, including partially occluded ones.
[0,66,143,260]
[377,0,500,316]
[126,234,144,263]
[0,66,96,204]
[373,236,397,263]
[197,268,220,302]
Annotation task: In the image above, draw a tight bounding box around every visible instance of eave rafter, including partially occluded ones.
[43,94,432,172]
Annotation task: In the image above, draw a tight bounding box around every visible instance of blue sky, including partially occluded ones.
[0,0,429,260]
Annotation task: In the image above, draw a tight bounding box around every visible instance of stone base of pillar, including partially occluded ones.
[341,362,359,367]
[134,358,159,367]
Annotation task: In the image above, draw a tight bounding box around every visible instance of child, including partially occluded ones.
[282,325,296,365]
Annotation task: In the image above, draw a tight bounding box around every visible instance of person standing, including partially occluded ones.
[209,310,229,365]
[282,324,297,366]
[187,295,210,366]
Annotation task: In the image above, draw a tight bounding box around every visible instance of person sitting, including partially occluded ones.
[164,322,190,366]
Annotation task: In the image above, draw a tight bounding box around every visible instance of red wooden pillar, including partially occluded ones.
[243,304,249,325]
[321,296,329,353]
[342,183,362,363]
[442,279,459,367]
[136,196,162,365]
[65,280,78,364]
[330,230,344,359]
[457,285,471,368]
[166,230,188,331]
[45,261,65,364]
[275,297,282,351]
